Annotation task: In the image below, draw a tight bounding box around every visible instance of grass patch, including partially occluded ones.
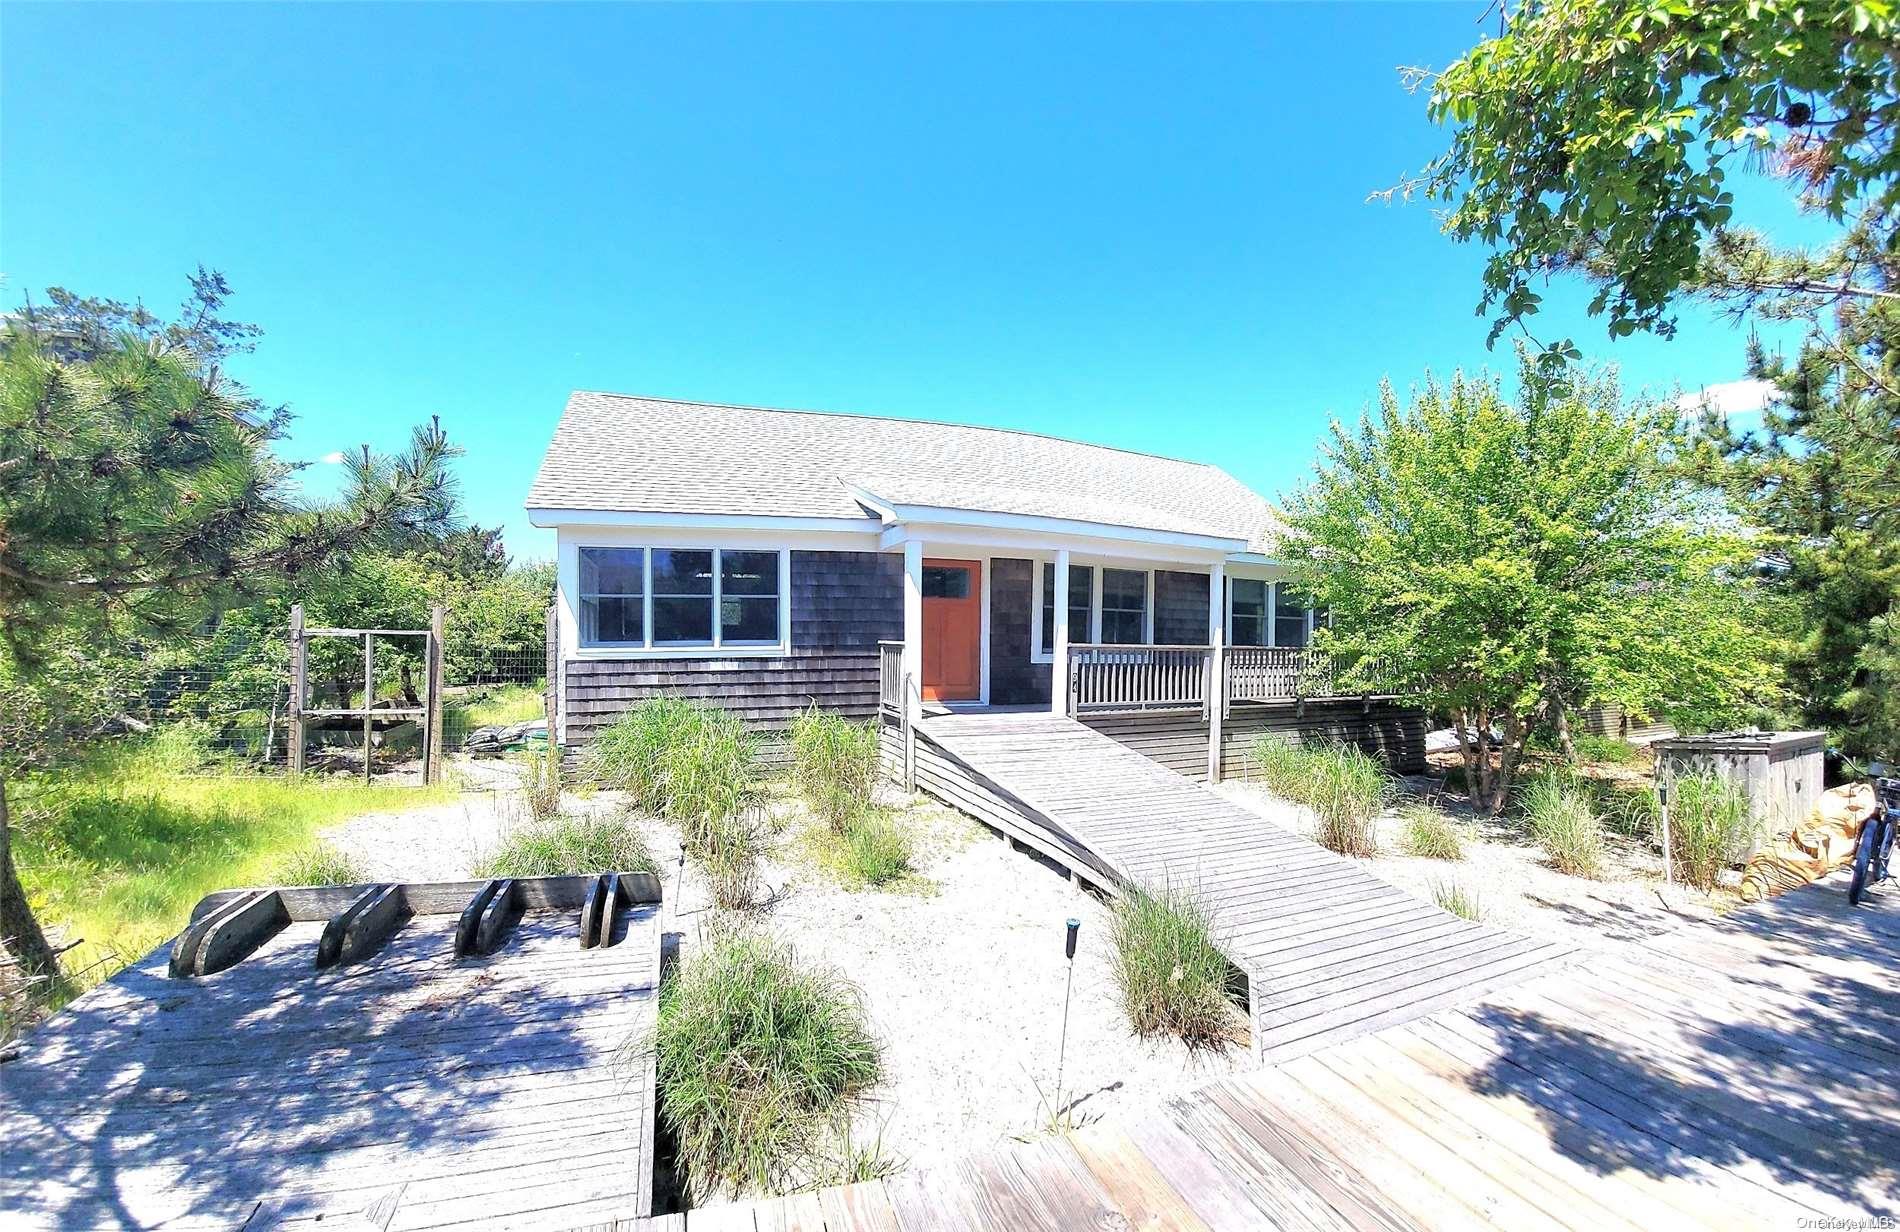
[1572,733,1640,765]
[473,809,657,878]
[1253,737,1389,857]
[14,740,454,987]
[1398,803,1466,860]
[1519,771,1606,878]
[1431,879,1485,921]
[790,708,881,832]
[1107,882,1239,1050]
[1662,772,1757,891]
[651,930,882,1201]
[446,682,545,737]
[803,808,916,891]
[272,842,367,886]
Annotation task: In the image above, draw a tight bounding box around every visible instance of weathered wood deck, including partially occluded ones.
[1,878,664,1232]
[910,710,1575,1062]
[599,870,1900,1230]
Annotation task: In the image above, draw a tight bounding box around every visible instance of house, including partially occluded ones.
[526,392,1423,776]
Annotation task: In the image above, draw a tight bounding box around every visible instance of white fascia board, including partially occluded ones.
[527,507,882,533]
[877,521,1229,565]
[1223,551,1285,572]
[555,523,881,553]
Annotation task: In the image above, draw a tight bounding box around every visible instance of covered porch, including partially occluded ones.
[868,524,1402,784]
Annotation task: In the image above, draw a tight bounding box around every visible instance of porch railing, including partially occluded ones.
[1066,644,1394,718]
[1068,644,1212,716]
[877,640,905,717]
[1225,646,1343,705]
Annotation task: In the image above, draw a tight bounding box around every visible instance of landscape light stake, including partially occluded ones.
[1658,776,1675,885]
[1054,917,1080,1127]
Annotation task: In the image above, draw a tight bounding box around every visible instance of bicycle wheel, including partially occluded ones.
[1850,820,1879,906]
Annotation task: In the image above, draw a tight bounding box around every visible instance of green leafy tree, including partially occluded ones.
[1283,358,1778,814]
[0,275,458,980]
[1397,0,1898,349]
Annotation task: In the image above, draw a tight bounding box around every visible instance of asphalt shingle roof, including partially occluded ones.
[526,392,1283,553]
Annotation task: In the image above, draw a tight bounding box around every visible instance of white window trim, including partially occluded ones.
[573,545,792,658]
[1031,561,1173,660]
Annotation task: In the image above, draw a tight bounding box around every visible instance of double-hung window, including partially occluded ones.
[1272,582,1311,649]
[1037,564,1094,655]
[577,547,785,651]
[1099,568,1148,645]
[1230,578,1269,647]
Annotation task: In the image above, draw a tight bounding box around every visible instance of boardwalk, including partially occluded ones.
[628,871,1900,1230]
[0,880,663,1232]
[911,711,1575,1061]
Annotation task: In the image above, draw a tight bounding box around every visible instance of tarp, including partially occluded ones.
[1739,783,1876,902]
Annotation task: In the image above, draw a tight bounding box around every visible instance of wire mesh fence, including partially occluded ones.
[18,611,549,779]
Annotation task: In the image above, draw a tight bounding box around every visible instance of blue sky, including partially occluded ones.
[3,3,1837,563]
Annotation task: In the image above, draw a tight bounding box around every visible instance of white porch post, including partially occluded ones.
[902,540,924,789]
[1050,548,1071,716]
[1208,560,1226,783]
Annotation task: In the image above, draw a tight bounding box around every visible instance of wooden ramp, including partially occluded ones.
[0,875,664,1232]
[911,710,1575,1063]
[589,872,1900,1231]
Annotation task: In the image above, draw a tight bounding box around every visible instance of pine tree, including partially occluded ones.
[0,273,459,980]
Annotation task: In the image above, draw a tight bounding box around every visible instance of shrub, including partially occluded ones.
[1431,879,1484,922]
[1398,804,1465,861]
[518,737,563,824]
[790,708,881,832]
[582,696,705,806]
[1664,772,1757,891]
[1519,772,1605,877]
[272,842,366,887]
[652,931,882,1201]
[1107,883,1237,1050]
[473,810,657,878]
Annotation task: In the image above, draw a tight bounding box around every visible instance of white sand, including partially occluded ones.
[324,772,1248,1180]
[1215,779,1724,954]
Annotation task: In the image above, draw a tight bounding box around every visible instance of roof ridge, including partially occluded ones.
[571,389,1224,471]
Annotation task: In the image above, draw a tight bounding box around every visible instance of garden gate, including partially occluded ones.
[286,603,446,784]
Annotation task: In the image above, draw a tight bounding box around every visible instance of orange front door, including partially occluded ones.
[921,558,982,702]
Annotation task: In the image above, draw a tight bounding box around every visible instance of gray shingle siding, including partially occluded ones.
[562,550,898,748]
[988,557,1051,705]
[1153,570,1210,646]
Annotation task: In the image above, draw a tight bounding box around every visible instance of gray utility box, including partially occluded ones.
[1654,730,1826,838]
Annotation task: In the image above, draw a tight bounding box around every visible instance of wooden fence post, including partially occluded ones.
[425,605,446,785]
[288,604,306,775]
[362,633,375,785]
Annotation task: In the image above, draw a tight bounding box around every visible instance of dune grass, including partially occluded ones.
[1662,771,1758,891]
[473,808,658,878]
[1398,803,1466,861]
[1431,879,1485,922]
[272,842,368,887]
[789,708,881,833]
[651,930,882,1201]
[1107,882,1239,1050]
[1519,771,1606,878]
[802,808,916,891]
[1252,736,1390,857]
[14,740,454,989]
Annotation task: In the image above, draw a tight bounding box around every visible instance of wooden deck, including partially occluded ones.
[909,710,1575,1062]
[602,871,1900,1230]
[1,877,664,1232]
